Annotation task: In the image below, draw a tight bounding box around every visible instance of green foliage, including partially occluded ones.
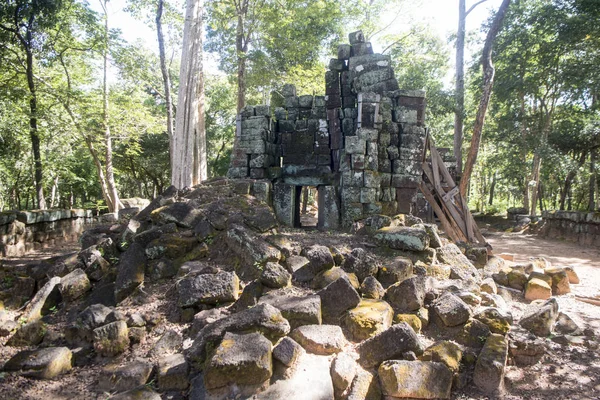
[205,0,344,101]
[386,26,454,143]
[205,75,237,178]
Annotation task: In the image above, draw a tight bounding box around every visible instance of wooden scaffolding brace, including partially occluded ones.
[418,131,489,247]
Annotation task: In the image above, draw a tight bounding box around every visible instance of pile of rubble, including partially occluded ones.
[0,179,595,399]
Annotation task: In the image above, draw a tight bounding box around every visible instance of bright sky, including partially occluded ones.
[93,0,506,79]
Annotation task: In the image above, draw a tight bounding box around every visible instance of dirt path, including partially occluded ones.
[481,231,600,400]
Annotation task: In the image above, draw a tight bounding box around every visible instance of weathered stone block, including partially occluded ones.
[177,271,240,307]
[342,299,394,341]
[357,323,423,368]
[3,347,72,379]
[473,334,508,394]
[318,277,361,323]
[345,136,366,154]
[378,360,452,399]
[374,226,430,251]
[204,332,272,389]
[290,324,347,355]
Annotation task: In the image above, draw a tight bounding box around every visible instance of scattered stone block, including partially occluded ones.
[177,270,239,307]
[357,323,423,368]
[378,360,452,399]
[384,275,429,313]
[519,298,559,337]
[260,294,322,330]
[480,277,497,294]
[290,324,347,355]
[343,248,378,281]
[473,334,508,395]
[346,366,382,400]
[331,352,356,394]
[342,299,393,341]
[374,226,430,251]
[21,276,61,323]
[525,277,552,301]
[149,329,182,357]
[188,303,289,368]
[158,353,189,391]
[93,321,129,357]
[474,307,513,335]
[230,280,263,313]
[7,320,46,347]
[457,319,490,349]
[433,293,472,327]
[4,347,72,379]
[318,277,361,323]
[204,332,272,389]
[360,276,385,299]
[260,262,291,288]
[437,244,479,281]
[421,341,463,372]
[544,266,571,295]
[58,268,91,302]
[564,265,580,284]
[377,256,413,288]
[114,242,146,302]
[273,337,304,367]
[98,359,153,392]
[393,313,422,333]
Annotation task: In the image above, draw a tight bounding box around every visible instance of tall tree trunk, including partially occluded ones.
[528,105,552,216]
[559,151,587,210]
[235,0,250,113]
[519,93,530,211]
[156,0,175,173]
[236,12,247,113]
[590,148,597,211]
[454,0,488,175]
[21,22,46,209]
[454,0,466,174]
[172,0,207,188]
[488,171,496,206]
[101,0,121,213]
[459,0,511,197]
[194,67,207,185]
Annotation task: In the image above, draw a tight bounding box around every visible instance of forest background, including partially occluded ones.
[0,0,598,216]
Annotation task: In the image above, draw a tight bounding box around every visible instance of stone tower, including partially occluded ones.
[228,31,426,229]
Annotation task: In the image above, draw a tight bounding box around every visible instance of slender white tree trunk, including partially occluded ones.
[101,0,121,212]
[172,0,207,188]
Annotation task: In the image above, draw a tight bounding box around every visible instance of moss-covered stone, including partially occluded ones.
[93,321,129,357]
[393,314,422,333]
[474,307,513,335]
[524,278,552,301]
[374,226,430,251]
[342,299,394,341]
[421,341,463,372]
[204,332,272,390]
[473,334,508,394]
[4,347,72,379]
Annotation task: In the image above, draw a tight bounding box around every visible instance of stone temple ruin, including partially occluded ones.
[228,30,427,229]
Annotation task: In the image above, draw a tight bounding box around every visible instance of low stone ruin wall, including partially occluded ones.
[540,210,600,247]
[0,209,99,257]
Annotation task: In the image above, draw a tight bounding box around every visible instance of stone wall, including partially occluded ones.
[540,210,600,247]
[0,209,99,257]
[228,30,428,229]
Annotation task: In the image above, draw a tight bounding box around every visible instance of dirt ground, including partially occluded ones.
[478,229,600,400]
